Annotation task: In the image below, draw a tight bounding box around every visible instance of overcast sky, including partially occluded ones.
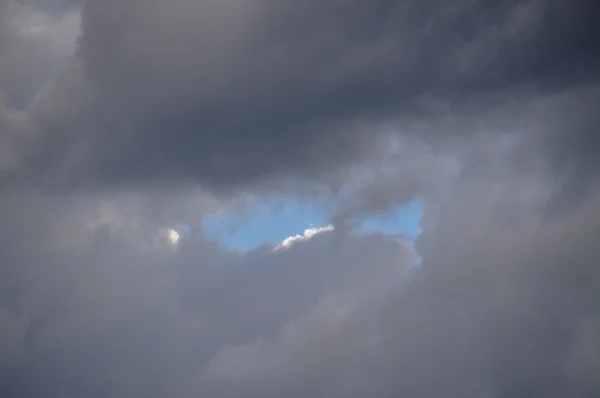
[1,0,600,397]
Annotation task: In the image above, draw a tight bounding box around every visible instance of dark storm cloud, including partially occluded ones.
[1,0,600,397]
[9,0,597,191]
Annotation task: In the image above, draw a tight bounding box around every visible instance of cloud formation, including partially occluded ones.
[0,0,599,397]
[0,0,596,191]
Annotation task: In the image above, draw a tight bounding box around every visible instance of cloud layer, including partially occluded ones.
[1,0,600,397]
[1,0,597,190]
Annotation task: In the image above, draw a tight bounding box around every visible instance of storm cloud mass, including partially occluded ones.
[1,0,600,397]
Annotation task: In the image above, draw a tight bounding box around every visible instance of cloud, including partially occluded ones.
[0,0,80,107]
[0,0,595,192]
[165,227,181,248]
[0,0,600,397]
[3,156,600,397]
[199,167,600,398]
[274,224,334,251]
[0,188,414,398]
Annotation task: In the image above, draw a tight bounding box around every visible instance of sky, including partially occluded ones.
[201,199,423,250]
[1,1,600,397]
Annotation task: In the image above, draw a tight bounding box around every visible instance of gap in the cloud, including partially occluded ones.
[201,199,423,251]
[359,199,422,241]
[201,201,329,251]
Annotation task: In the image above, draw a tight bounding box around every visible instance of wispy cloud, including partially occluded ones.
[274,225,335,251]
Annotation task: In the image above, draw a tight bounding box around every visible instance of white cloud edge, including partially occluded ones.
[273,225,335,251]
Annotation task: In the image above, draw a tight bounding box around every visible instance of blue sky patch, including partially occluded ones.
[201,199,423,251]
[359,199,422,240]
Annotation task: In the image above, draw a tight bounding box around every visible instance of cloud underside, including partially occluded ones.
[0,0,597,191]
[1,0,600,397]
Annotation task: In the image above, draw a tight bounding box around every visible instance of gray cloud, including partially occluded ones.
[0,188,414,398]
[1,0,595,192]
[0,0,79,107]
[197,166,600,398]
[1,0,600,397]
[2,154,600,397]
